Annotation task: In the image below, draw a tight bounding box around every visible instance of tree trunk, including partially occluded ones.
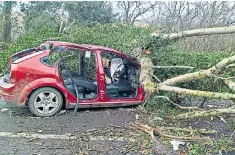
[58,2,65,34]
[3,14,11,42]
[139,49,235,99]
[139,57,156,93]
[151,26,235,40]
[3,2,13,43]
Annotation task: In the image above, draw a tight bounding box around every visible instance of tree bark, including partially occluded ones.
[139,57,156,93]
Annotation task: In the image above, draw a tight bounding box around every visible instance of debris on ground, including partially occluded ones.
[58,110,67,115]
[152,116,163,121]
[170,140,185,150]
[0,108,9,112]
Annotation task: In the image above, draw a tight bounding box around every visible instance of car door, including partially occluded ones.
[99,50,144,105]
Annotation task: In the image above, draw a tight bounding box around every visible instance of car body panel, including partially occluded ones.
[0,41,145,109]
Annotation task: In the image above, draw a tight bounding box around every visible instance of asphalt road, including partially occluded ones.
[2,99,234,155]
[0,101,139,155]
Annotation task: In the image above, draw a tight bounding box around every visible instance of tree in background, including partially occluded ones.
[2,1,15,42]
[20,1,117,34]
[66,1,117,27]
[117,1,157,25]
[3,1,235,43]
[150,1,235,33]
[0,3,4,42]
[20,1,61,33]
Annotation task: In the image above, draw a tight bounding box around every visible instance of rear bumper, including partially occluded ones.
[0,76,24,106]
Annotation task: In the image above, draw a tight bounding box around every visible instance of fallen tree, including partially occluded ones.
[137,26,235,119]
[151,26,235,40]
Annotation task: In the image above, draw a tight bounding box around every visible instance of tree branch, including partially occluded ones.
[151,26,235,40]
[131,123,210,142]
[156,96,199,110]
[176,106,235,119]
[153,66,194,69]
[158,84,235,99]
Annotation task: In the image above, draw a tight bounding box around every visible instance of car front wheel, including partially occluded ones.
[28,87,63,117]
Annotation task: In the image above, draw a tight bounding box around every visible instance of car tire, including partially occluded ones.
[28,87,63,117]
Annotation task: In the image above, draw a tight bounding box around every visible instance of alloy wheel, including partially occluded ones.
[33,91,59,114]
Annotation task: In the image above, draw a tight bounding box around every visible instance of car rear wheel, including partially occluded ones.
[28,87,63,117]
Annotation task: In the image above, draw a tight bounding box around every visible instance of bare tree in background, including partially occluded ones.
[149,1,235,33]
[117,1,157,25]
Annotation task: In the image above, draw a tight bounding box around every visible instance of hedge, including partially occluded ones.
[1,24,234,93]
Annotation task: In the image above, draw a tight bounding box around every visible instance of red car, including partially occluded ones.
[0,41,145,117]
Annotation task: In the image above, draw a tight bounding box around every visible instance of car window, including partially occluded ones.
[48,52,60,65]
[61,49,80,73]
[62,48,97,81]
[41,51,60,66]
[84,51,97,81]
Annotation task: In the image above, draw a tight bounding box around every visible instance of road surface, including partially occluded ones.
[0,101,139,155]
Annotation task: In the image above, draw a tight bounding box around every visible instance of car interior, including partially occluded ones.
[58,49,98,99]
[101,52,140,98]
[54,48,140,100]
